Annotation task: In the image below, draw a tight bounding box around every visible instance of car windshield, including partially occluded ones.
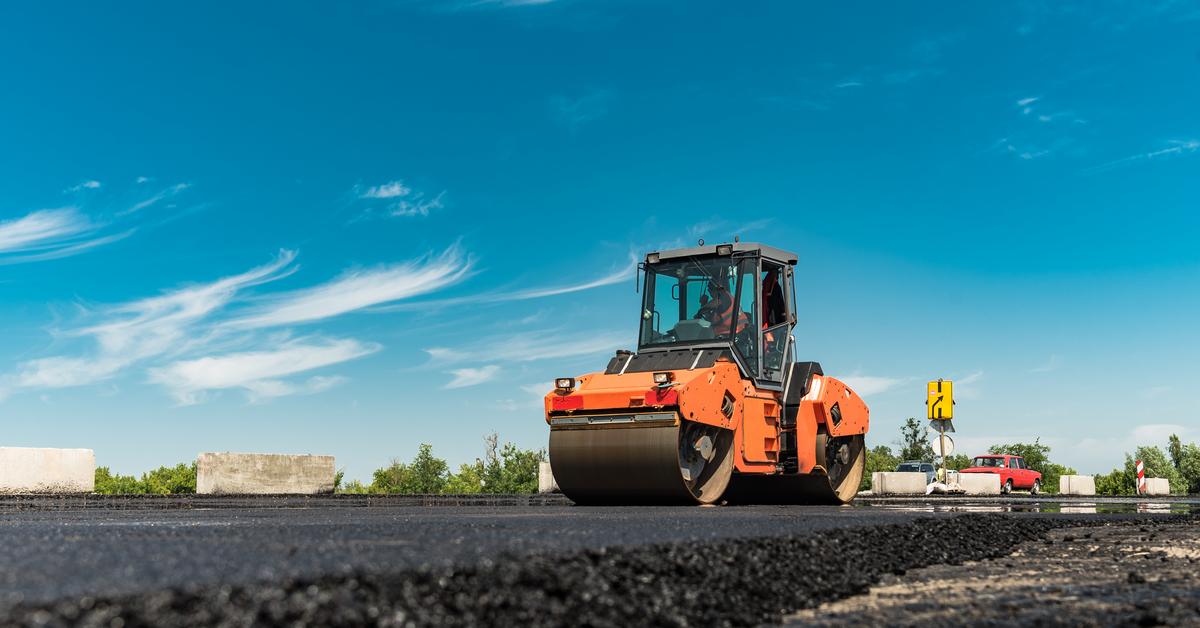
[640,257,758,360]
[897,463,923,472]
[972,457,1004,468]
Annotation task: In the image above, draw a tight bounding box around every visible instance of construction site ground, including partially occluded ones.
[0,496,1194,626]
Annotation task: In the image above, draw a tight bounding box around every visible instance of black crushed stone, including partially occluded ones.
[0,514,1167,627]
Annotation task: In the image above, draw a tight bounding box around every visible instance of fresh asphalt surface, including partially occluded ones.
[0,503,952,606]
[0,496,1193,609]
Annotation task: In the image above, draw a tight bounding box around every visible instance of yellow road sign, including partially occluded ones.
[926,379,953,420]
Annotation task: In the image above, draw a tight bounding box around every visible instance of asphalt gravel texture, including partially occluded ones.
[4,506,1191,627]
[786,517,1200,626]
[0,504,946,605]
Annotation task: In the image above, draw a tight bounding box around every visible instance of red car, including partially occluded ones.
[959,454,1043,495]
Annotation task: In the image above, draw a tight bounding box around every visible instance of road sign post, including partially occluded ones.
[926,379,955,485]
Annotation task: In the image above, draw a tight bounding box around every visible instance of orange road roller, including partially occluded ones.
[543,241,869,505]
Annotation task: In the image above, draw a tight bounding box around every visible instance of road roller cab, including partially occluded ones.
[544,242,869,505]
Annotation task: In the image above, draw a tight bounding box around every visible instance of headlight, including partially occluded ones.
[555,377,576,391]
[652,372,674,385]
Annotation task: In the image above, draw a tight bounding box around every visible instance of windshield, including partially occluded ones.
[972,457,1005,468]
[640,257,758,360]
[896,463,923,472]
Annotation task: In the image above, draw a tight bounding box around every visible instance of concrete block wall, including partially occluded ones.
[1143,477,1170,496]
[538,461,559,494]
[1060,475,1096,496]
[957,473,1001,495]
[196,453,335,495]
[870,471,927,495]
[0,447,95,494]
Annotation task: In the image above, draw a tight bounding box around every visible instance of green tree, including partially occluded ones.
[1168,434,1184,470]
[480,433,546,494]
[366,444,451,494]
[1127,446,1186,495]
[402,444,449,493]
[1095,467,1134,496]
[898,417,935,462]
[987,440,1075,494]
[1164,434,1200,495]
[334,469,345,491]
[860,444,899,491]
[945,454,972,471]
[339,479,370,494]
[140,463,197,494]
[94,467,144,494]
[1175,442,1200,495]
[446,461,485,494]
[370,460,410,493]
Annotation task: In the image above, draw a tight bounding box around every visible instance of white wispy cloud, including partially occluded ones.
[552,89,614,132]
[445,365,501,389]
[0,208,92,253]
[954,370,984,399]
[426,330,629,366]
[352,180,445,218]
[841,374,906,397]
[1131,423,1189,445]
[375,252,635,313]
[150,338,377,404]
[834,81,864,89]
[1030,354,1061,373]
[65,180,101,193]
[486,255,634,301]
[15,250,297,390]
[0,182,197,265]
[390,191,444,217]
[119,183,191,216]
[1084,139,1200,173]
[10,240,472,403]
[989,137,1051,161]
[1017,96,1039,107]
[521,382,550,396]
[227,246,471,329]
[359,181,411,199]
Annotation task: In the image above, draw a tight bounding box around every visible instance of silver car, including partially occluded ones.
[896,461,936,484]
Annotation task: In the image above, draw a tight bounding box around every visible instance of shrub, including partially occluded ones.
[860,444,898,491]
[94,467,145,495]
[355,437,544,495]
[945,454,972,471]
[898,417,935,462]
[445,461,485,494]
[480,434,545,494]
[1126,446,1186,495]
[140,463,197,494]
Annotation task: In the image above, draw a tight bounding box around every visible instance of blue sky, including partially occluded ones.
[1,1,1197,480]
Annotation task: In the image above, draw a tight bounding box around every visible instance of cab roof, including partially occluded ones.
[645,242,798,266]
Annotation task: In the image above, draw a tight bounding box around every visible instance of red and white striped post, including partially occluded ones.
[1136,459,1145,495]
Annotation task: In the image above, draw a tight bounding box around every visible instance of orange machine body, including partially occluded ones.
[545,357,868,477]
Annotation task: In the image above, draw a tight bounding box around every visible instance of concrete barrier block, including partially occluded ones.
[1143,477,1170,496]
[197,453,335,495]
[957,473,1001,495]
[538,461,559,494]
[870,471,927,495]
[0,447,95,494]
[1060,475,1096,496]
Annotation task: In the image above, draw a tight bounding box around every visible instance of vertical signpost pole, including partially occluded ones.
[927,379,954,486]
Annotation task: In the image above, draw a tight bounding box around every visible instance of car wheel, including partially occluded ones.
[1031,479,1041,495]
[1003,479,1012,495]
